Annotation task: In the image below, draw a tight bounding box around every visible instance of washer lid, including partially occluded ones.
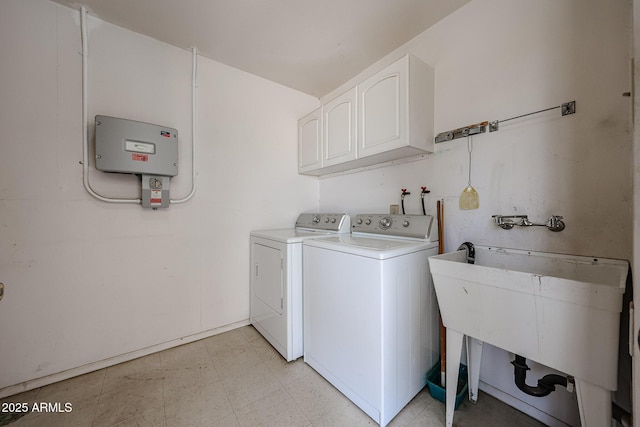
[251,228,340,243]
[303,235,438,259]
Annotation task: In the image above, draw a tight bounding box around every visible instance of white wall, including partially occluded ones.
[318,0,632,425]
[633,1,640,425]
[0,0,319,394]
[1,0,632,422]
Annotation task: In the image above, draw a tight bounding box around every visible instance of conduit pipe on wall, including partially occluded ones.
[170,47,198,204]
[80,7,198,205]
[80,6,139,204]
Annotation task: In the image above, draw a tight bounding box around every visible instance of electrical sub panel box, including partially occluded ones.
[95,115,178,176]
[95,115,178,208]
[141,175,170,209]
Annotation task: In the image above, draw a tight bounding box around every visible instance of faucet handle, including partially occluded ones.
[492,214,528,230]
[547,215,565,232]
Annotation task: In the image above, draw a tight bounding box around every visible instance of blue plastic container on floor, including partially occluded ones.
[426,362,468,410]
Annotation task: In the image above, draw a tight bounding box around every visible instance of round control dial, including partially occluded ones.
[312,215,320,223]
[149,177,163,190]
[379,216,392,229]
[402,220,410,227]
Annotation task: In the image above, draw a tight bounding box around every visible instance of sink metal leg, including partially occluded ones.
[466,336,483,403]
[575,378,613,427]
[445,329,464,427]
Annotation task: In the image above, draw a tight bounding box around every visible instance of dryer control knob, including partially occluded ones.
[402,220,410,227]
[380,217,392,229]
[356,218,363,225]
[365,219,372,225]
[331,218,336,223]
[313,215,320,223]
[324,217,330,223]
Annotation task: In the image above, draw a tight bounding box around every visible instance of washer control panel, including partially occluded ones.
[296,213,351,233]
[352,214,435,240]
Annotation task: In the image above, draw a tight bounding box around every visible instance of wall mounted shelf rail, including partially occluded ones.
[434,100,576,144]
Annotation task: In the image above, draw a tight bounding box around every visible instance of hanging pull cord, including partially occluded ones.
[467,136,473,186]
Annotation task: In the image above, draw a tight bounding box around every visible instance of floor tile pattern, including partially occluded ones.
[1,326,546,426]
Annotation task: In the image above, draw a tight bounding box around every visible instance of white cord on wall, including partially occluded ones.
[80,7,197,205]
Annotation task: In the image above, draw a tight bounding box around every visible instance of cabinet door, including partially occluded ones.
[358,58,408,158]
[323,87,357,167]
[298,108,322,173]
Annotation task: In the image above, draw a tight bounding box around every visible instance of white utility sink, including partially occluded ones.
[428,245,628,427]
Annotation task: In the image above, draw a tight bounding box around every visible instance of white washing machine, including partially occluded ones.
[250,213,350,361]
[303,214,440,426]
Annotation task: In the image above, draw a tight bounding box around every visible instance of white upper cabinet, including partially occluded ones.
[298,54,434,176]
[323,87,357,167]
[298,108,322,173]
[358,63,404,157]
[358,54,434,159]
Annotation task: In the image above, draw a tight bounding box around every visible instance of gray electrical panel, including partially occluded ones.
[141,175,171,209]
[95,115,178,177]
[95,115,178,209]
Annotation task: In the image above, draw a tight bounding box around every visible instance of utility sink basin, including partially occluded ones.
[428,245,628,427]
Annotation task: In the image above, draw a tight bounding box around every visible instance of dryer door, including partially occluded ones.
[253,243,283,314]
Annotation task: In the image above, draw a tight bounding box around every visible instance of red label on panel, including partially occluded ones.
[150,198,162,204]
[132,153,148,162]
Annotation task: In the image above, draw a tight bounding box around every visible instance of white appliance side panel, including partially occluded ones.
[423,252,440,386]
[250,237,303,361]
[303,245,382,420]
[381,248,439,425]
[289,244,303,360]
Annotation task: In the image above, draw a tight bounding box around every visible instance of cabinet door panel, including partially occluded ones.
[298,108,322,173]
[361,74,400,148]
[324,87,357,166]
[359,59,407,158]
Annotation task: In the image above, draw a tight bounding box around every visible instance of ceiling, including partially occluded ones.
[52,0,470,98]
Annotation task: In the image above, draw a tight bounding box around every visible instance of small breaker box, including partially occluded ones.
[95,116,178,208]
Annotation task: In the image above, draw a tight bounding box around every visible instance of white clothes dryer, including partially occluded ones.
[250,213,350,361]
[303,214,439,426]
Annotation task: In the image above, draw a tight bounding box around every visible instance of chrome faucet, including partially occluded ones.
[492,215,565,232]
[546,215,565,232]
[457,242,475,264]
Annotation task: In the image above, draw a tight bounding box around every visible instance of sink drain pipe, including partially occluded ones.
[511,355,570,397]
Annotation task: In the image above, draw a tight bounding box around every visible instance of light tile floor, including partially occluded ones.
[1,326,546,426]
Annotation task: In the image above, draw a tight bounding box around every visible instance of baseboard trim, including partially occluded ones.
[0,319,250,399]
